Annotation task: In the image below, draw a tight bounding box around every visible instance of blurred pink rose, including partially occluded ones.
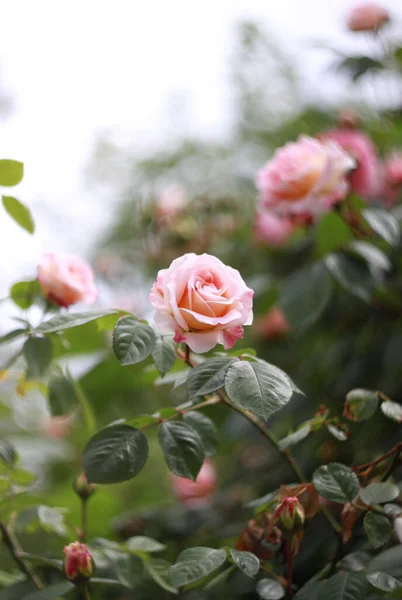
[254,211,294,246]
[256,136,355,218]
[347,3,389,32]
[384,153,402,206]
[42,415,72,439]
[157,185,188,218]
[319,129,381,201]
[150,253,254,353]
[37,254,98,308]
[171,459,217,506]
[256,306,290,340]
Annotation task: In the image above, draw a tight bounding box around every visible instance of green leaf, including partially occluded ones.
[327,424,348,441]
[224,360,293,420]
[158,421,204,481]
[18,581,75,600]
[345,389,378,421]
[335,55,384,81]
[278,424,311,451]
[82,424,149,484]
[0,160,24,186]
[145,559,178,594]
[318,572,368,600]
[168,547,227,588]
[364,512,392,548]
[127,536,166,553]
[363,208,400,247]
[316,212,353,257]
[0,328,28,345]
[368,546,402,578]
[294,580,325,600]
[0,580,36,599]
[151,334,176,377]
[37,505,67,536]
[280,261,333,333]
[257,578,286,599]
[2,196,34,234]
[381,400,402,423]
[347,240,391,272]
[0,440,17,467]
[10,280,40,309]
[10,468,36,487]
[183,411,218,457]
[361,483,399,506]
[313,463,360,503]
[229,549,259,578]
[325,253,374,302]
[23,336,53,379]
[48,375,77,416]
[35,309,117,334]
[367,571,402,593]
[113,316,156,366]
[187,357,237,398]
[111,553,143,589]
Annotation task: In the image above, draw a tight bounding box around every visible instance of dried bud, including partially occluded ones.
[73,474,95,501]
[63,542,94,582]
[273,497,305,536]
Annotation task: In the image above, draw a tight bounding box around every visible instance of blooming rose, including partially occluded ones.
[157,184,188,218]
[170,459,217,506]
[37,253,98,307]
[384,154,402,206]
[319,129,382,201]
[347,3,389,32]
[256,306,290,340]
[150,253,253,353]
[254,211,294,246]
[256,136,355,218]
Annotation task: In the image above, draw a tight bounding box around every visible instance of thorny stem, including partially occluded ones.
[138,396,221,432]
[78,584,91,600]
[354,442,402,474]
[0,521,43,589]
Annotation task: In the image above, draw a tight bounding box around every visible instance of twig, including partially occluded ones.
[0,521,43,589]
[80,499,88,543]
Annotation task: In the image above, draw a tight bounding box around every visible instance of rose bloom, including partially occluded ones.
[254,211,294,246]
[256,306,290,340]
[347,3,389,32]
[256,136,355,218]
[150,253,253,353]
[319,129,382,201]
[37,253,98,308]
[157,184,188,218]
[170,459,217,507]
[384,154,402,206]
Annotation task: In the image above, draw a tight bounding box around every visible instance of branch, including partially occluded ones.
[0,521,43,589]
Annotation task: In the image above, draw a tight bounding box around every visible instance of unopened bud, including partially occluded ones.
[63,542,94,582]
[273,497,305,536]
[73,474,95,501]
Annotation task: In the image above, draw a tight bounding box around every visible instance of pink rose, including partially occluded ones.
[384,153,402,206]
[256,136,355,218]
[347,3,389,32]
[157,185,188,218]
[254,211,294,246]
[42,415,72,439]
[150,253,253,353]
[37,254,98,308]
[170,459,217,506]
[63,542,94,582]
[319,129,382,201]
[256,306,290,340]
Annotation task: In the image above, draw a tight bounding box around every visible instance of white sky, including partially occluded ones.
[0,0,401,296]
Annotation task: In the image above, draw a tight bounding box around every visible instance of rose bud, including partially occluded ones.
[73,474,95,501]
[273,496,305,536]
[347,3,390,32]
[37,253,98,308]
[63,542,94,583]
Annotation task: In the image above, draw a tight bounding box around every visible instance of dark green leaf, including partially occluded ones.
[335,55,384,81]
[112,553,144,589]
[83,424,149,484]
[113,316,156,366]
[158,421,204,481]
[145,559,178,594]
[368,546,402,577]
[0,328,28,345]
[0,580,36,600]
[345,389,378,421]
[361,483,399,506]
[347,240,391,272]
[152,334,176,377]
[325,253,374,302]
[183,411,219,457]
[48,375,77,416]
[280,261,333,333]
[229,549,259,577]
[22,581,75,600]
[318,572,368,600]
[2,196,34,233]
[316,212,353,257]
[363,208,400,247]
[294,580,325,600]
[364,512,392,548]
[313,463,360,503]
[0,160,24,186]
[168,547,227,587]
[10,280,40,309]
[224,360,293,420]
[381,400,402,423]
[257,578,286,599]
[187,357,237,398]
[35,309,117,334]
[0,440,17,467]
[278,424,311,451]
[367,571,402,593]
[23,337,53,379]
[127,536,166,553]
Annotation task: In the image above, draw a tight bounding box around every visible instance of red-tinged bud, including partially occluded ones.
[273,496,305,536]
[73,474,96,501]
[63,542,94,583]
